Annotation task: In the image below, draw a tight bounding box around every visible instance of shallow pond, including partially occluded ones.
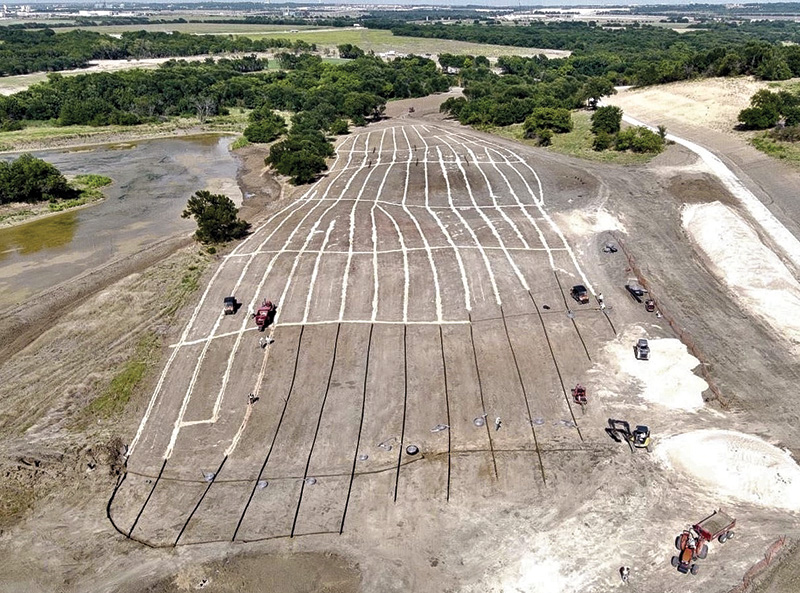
[0,135,241,309]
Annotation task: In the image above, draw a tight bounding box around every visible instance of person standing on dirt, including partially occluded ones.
[620,566,630,583]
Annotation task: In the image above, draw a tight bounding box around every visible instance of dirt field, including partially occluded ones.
[1,92,800,593]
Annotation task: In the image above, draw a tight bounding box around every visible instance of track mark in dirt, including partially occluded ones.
[393,325,409,503]
[128,458,167,538]
[439,325,453,502]
[174,455,227,546]
[468,313,498,479]
[339,323,374,534]
[291,323,342,538]
[527,291,582,442]
[232,326,305,542]
[499,306,546,485]
[552,270,591,361]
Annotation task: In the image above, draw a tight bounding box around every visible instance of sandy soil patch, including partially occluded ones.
[592,327,708,411]
[657,429,800,511]
[608,77,776,135]
[555,207,627,237]
[683,201,800,347]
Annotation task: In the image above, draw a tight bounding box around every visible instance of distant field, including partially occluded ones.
[51,23,568,58]
[55,22,319,35]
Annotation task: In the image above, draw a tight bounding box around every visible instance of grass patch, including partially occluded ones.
[0,479,34,531]
[77,333,158,424]
[73,173,112,189]
[162,253,210,317]
[751,133,800,163]
[46,173,113,212]
[484,111,655,165]
[230,136,250,150]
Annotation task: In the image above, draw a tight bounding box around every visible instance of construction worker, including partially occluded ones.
[248,393,256,405]
[494,417,502,431]
[597,292,605,309]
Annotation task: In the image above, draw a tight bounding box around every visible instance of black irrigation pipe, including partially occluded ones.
[393,325,409,503]
[527,290,583,441]
[174,455,227,546]
[468,313,498,479]
[127,458,167,538]
[552,270,592,362]
[232,325,305,542]
[290,322,342,538]
[340,323,374,534]
[438,325,452,502]
[499,306,547,485]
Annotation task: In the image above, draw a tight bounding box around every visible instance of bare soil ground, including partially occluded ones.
[1,91,800,593]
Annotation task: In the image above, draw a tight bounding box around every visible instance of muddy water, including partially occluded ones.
[0,135,241,309]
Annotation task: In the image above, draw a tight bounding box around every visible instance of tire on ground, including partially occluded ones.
[671,556,680,567]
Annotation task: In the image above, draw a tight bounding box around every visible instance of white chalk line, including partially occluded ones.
[127,147,341,458]
[435,143,502,305]
[370,127,400,322]
[376,205,410,323]
[230,245,562,257]
[161,135,360,459]
[400,126,443,322]
[339,129,387,322]
[431,128,531,294]
[278,319,471,327]
[413,125,472,311]
[438,125,596,294]
[303,219,337,324]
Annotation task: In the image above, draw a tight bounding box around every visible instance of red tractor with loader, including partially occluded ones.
[253,299,276,331]
[671,510,736,575]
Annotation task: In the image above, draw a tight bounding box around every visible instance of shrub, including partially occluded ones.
[181,190,250,244]
[591,105,623,135]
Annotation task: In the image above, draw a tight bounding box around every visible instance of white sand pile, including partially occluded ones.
[657,430,800,511]
[556,208,626,237]
[596,328,708,411]
[683,202,800,346]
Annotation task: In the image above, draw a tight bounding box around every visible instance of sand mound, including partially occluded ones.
[557,208,626,237]
[597,328,707,411]
[657,430,800,511]
[683,202,800,346]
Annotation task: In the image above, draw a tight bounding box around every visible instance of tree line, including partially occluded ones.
[0,27,315,77]
[382,20,800,85]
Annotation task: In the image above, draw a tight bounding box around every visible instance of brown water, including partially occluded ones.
[0,135,240,309]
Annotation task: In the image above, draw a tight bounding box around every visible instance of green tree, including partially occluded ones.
[337,44,365,59]
[0,154,76,204]
[181,190,250,244]
[591,105,623,135]
[523,107,573,136]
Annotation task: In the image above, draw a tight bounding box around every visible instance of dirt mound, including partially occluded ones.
[683,201,800,348]
[656,429,800,511]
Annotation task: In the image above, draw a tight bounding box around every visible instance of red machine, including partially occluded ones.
[253,299,276,331]
[672,510,736,575]
[572,384,587,412]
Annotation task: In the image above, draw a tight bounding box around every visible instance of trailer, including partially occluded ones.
[672,510,736,575]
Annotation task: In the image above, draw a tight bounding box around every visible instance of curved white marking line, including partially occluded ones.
[160,135,359,459]
[431,130,530,293]
[303,220,337,323]
[488,145,595,293]
[436,144,501,305]
[413,126,472,311]
[377,204,410,322]
[277,131,376,326]
[127,144,342,458]
[370,127,399,322]
[622,113,800,270]
[339,129,387,321]
[400,127,443,322]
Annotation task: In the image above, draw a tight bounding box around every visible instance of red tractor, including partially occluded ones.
[253,299,276,331]
[672,510,736,575]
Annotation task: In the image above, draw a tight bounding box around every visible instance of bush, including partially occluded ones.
[523,107,573,136]
[738,106,779,130]
[614,127,664,153]
[592,130,613,151]
[591,105,623,135]
[181,190,250,244]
